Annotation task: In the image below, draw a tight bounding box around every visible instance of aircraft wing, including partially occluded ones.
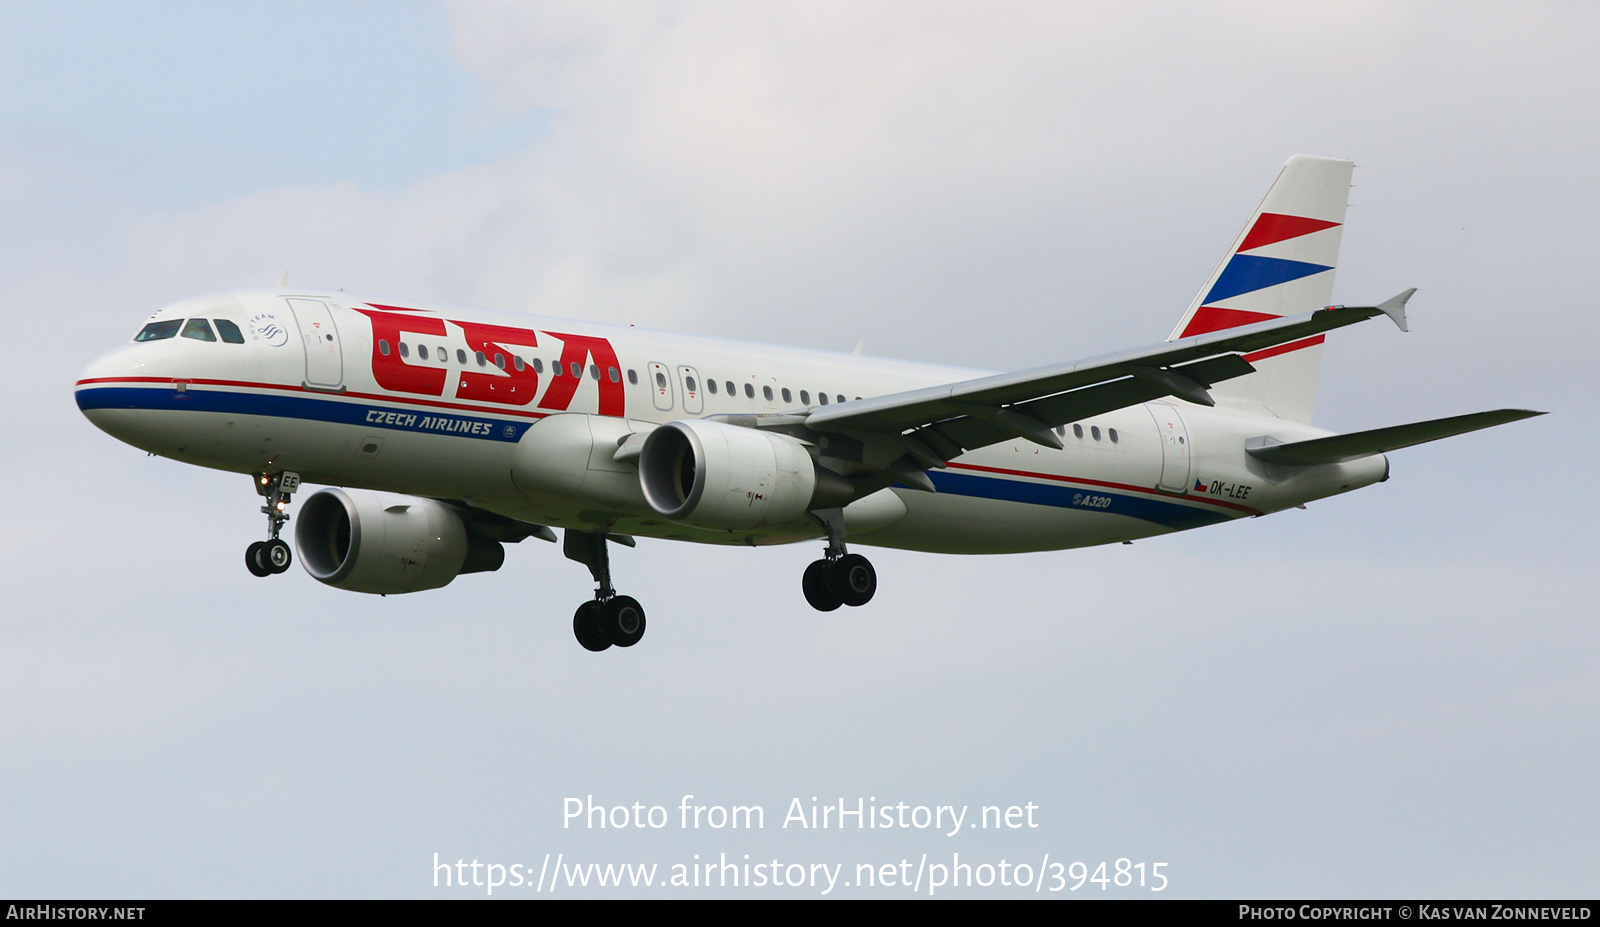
[798,292,1414,485]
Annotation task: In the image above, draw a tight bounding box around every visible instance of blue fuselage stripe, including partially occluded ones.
[75,385,534,442]
[927,471,1231,531]
[79,385,1230,530]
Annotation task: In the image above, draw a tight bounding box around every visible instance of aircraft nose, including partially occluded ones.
[75,343,152,436]
[76,343,145,396]
[79,343,135,383]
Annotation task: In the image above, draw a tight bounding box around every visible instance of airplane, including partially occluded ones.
[75,155,1541,652]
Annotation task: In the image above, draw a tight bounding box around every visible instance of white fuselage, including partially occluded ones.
[76,289,1387,555]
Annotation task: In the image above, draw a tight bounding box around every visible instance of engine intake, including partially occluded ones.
[638,419,850,530]
[294,488,504,594]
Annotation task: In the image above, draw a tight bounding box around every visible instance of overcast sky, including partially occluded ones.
[2,1,1594,898]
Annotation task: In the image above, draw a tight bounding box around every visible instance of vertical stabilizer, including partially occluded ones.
[1168,155,1353,423]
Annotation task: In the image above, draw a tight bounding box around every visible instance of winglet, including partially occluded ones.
[1377,287,1415,332]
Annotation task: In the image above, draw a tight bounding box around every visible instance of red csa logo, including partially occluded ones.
[354,306,625,417]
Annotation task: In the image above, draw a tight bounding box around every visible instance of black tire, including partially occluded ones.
[803,559,842,611]
[245,541,271,577]
[264,538,293,574]
[831,554,876,607]
[573,601,610,652]
[601,596,647,648]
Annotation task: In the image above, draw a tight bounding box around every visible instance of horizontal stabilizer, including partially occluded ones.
[1246,409,1544,466]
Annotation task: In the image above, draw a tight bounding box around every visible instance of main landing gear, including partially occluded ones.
[801,508,877,612]
[564,530,646,652]
[246,470,300,577]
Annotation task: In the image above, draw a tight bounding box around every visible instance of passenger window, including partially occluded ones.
[608,366,620,383]
[475,351,487,367]
[494,352,506,369]
[214,319,245,343]
[838,395,846,404]
[707,379,718,394]
[744,383,754,398]
[419,345,430,360]
[686,376,697,392]
[456,349,467,365]
[590,364,599,380]
[400,342,411,359]
[655,371,667,388]
[570,362,582,378]
[781,388,792,403]
[378,339,392,356]
[726,381,735,396]
[513,355,524,371]
[763,385,774,401]
[437,345,447,362]
[627,369,637,384]
[1109,428,1119,444]
[1091,426,1101,441]
[819,393,829,405]
[181,318,217,342]
[1073,424,1083,438]
[535,358,546,374]
[799,390,810,404]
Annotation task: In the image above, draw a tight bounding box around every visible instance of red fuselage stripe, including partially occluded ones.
[74,376,555,420]
[944,461,1261,515]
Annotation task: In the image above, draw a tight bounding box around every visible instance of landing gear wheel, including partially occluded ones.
[264,538,293,574]
[803,559,843,612]
[600,596,647,648]
[831,554,877,607]
[246,470,299,578]
[573,601,611,652]
[245,541,271,577]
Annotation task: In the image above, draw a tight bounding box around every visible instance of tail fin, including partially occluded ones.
[1168,155,1354,423]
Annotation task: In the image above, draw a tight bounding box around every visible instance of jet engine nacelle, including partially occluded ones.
[294,488,505,594]
[638,419,850,530]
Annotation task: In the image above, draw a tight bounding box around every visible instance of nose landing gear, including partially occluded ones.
[565,530,647,652]
[246,471,299,577]
[801,508,877,611]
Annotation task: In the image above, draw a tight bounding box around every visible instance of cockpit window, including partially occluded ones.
[214,319,245,343]
[134,320,182,342]
[181,318,217,342]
